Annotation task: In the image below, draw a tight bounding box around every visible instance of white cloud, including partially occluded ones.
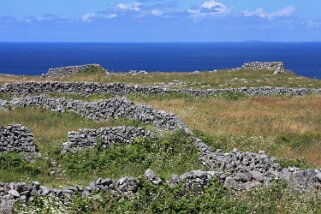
[117,3,141,12]
[151,10,163,16]
[188,1,228,18]
[106,14,118,19]
[244,6,295,20]
[201,1,227,14]
[82,13,96,22]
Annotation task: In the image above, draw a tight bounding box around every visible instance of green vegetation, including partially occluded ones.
[0,152,50,183]
[0,107,202,186]
[15,180,321,214]
[57,130,202,184]
[2,69,321,89]
[138,94,321,167]
[1,70,321,213]
[54,69,321,89]
[79,65,107,75]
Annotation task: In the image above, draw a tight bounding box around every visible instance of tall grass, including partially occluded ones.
[131,95,321,167]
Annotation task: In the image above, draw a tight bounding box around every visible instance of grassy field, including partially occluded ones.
[1,69,321,213]
[0,108,202,187]
[2,69,321,89]
[130,94,321,168]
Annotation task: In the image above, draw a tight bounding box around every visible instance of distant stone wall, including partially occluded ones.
[44,64,108,78]
[6,96,187,131]
[63,126,151,153]
[242,62,285,74]
[1,81,321,97]
[0,124,36,153]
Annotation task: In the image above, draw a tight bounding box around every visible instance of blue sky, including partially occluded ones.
[1,0,321,42]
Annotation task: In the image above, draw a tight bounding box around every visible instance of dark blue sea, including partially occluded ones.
[0,42,321,79]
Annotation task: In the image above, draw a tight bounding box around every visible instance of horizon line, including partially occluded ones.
[1,41,321,44]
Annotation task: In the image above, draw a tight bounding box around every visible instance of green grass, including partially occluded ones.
[2,69,321,89]
[1,70,321,213]
[57,130,203,184]
[15,179,321,214]
[0,107,202,186]
[53,69,321,89]
[0,130,202,187]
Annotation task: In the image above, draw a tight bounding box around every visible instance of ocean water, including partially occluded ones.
[0,42,321,79]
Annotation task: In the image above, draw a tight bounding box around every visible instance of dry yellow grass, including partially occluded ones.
[131,95,321,166]
[0,75,37,85]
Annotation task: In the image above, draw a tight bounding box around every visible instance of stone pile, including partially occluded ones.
[1,81,321,97]
[192,137,321,191]
[6,96,187,131]
[167,170,219,194]
[0,124,37,153]
[63,126,150,153]
[242,61,285,74]
[128,70,148,75]
[44,64,108,78]
[0,176,139,209]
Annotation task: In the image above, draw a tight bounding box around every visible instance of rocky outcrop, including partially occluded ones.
[1,81,321,97]
[63,126,150,153]
[242,62,285,74]
[7,96,187,131]
[44,64,108,78]
[0,124,37,153]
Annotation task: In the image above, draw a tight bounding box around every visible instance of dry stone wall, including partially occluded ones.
[242,61,285,74]
[1,166,320,213]
[0,124,37,153]
[1,95,321,194]
[5,96,187,131]
[1,81,321,97]
[44,64,108,78]
[192,137,321,191]
[1,80,321,210]
[63,126,150,153]
[0,169,220,212]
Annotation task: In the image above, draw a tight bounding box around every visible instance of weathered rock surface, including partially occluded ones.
[44,64,108,78]
[145,169,163,185]
[0,124,37,153]
[63,126,150,153]
[242,62,285,74]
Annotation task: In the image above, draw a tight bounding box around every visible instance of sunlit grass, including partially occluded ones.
[2,69,321,89]
[130,94,321,167]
